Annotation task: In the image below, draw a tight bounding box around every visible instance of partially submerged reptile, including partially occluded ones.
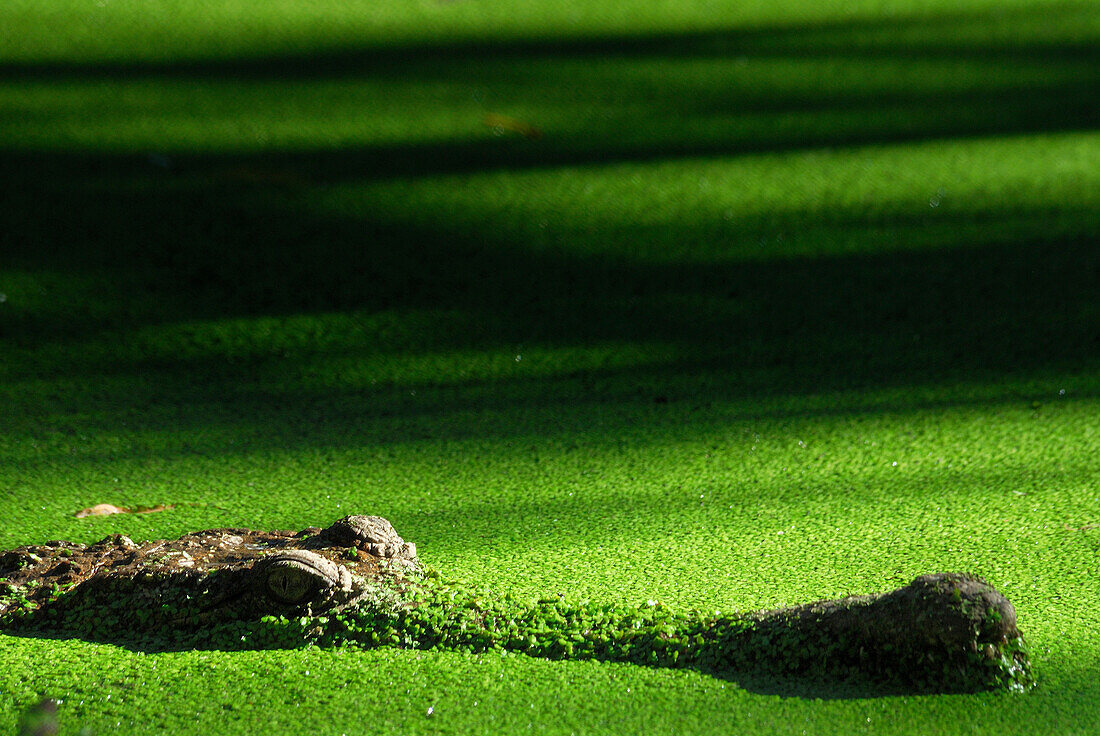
[0,516,418,628]
[0,516,1034,693]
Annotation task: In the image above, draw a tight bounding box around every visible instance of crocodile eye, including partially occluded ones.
[265,564,315,603]
[258,550,343,606]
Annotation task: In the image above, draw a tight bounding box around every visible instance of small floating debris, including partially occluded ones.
[483,113,543,140]
[75,503,173,518]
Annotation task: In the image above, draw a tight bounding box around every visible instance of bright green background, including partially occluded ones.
[1,0,1098,733]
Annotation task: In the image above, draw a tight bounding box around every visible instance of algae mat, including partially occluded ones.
[1,0,1098,733]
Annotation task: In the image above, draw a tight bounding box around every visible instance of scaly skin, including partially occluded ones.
[0,517,1034,693]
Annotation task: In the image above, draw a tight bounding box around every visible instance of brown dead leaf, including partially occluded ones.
[75,504,126,518]
[131,504,172,514]
[75,503,174,518]
[483,113,543,140]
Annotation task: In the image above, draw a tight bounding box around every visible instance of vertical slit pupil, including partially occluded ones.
[268,566,312,603]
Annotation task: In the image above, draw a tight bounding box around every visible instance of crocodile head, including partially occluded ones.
[0,515,419,633]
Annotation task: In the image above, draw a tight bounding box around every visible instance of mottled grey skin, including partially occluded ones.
[316,516,417,560]
[0,518,1032,694]
[0,515,419,629]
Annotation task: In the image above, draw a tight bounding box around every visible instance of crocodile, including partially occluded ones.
[0,515,417,629]
[0,516,1034,693]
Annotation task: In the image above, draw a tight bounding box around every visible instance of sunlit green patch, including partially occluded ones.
[2,0,1088,65]
[1,0,1099,733]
